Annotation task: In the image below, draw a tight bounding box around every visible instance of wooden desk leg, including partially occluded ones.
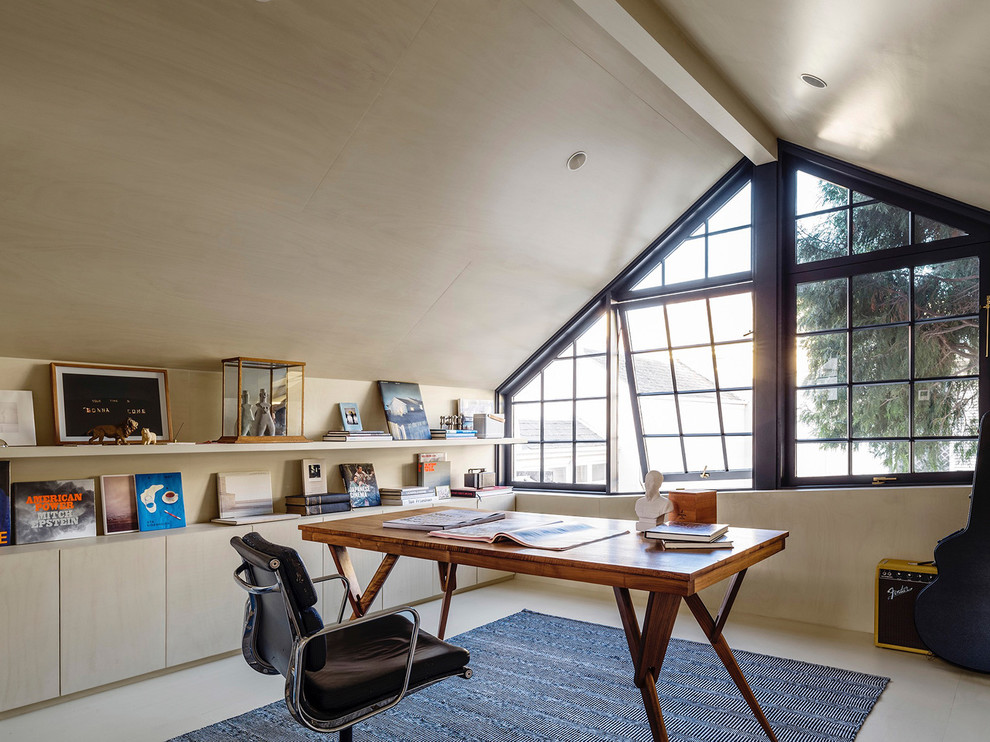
[684,571,778,742]
[436,563,458,639]
[614,587,680,742]
[329,546,399,619]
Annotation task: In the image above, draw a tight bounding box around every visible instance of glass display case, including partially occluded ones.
[219,357,308,443]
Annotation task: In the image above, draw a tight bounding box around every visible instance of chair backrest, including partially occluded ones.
[230,532,326,676]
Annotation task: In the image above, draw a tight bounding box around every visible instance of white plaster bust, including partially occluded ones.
[634,470,673,532]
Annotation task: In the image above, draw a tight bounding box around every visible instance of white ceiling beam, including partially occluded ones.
[572,0,777,164]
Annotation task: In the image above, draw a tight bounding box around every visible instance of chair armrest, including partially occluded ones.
[285,606,422,732]
[234,565,351,621]
[311,573,350,624]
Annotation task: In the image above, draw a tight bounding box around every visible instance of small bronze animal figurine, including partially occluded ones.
[87,417,140,445]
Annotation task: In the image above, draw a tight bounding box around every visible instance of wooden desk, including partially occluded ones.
[300,508,788,742]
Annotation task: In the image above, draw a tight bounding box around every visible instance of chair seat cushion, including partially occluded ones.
[304,614,470,716]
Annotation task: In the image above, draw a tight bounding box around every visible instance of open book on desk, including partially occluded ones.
[429,515,628,551]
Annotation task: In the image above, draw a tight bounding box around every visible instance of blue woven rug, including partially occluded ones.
[172,610,888,742]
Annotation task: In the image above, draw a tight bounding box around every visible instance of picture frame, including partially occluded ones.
[216,470,275,520]
[301,458,327,495]
[0,390,37,446]
[51,363,172,445]
[100,474,139,535]
[339,402,362,432]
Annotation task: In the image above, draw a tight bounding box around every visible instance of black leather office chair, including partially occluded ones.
[230,532,472,741]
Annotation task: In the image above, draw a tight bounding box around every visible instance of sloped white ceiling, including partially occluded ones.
[0,0,738,387]
[656,0,990,212]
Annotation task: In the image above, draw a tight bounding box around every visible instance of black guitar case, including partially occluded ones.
[914,412,990,673]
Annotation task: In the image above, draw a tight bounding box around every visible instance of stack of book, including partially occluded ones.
[379,486,436,506]
[643,522,732,549]
[323,430,392,442]
[450,485,514,498]
[284,492,351,515]
[429,428,477,440]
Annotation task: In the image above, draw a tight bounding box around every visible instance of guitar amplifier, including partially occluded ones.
[875,559,937,654]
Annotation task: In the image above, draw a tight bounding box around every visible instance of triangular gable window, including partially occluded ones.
[633,182,752,290]
[795,171,967,264]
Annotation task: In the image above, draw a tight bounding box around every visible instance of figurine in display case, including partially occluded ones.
[219,357,307,443]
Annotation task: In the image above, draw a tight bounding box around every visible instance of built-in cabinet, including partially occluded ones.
[0,497,514,713]
[0,438,518,714]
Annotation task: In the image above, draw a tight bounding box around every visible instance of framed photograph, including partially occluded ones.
[100,474,139,535]
[0,390,37,446]
[301,458,327,495]
[378,381,430,440]
[339,402,362,432]
[457,398,494,430]
[51,363,172,445]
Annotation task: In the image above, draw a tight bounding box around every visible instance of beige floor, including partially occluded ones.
[1,577,987,742]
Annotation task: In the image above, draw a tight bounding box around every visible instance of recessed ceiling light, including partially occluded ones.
[800,73,827,89]
[567,151,587,171]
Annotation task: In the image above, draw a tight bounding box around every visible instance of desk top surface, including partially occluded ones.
[300,507,788,596]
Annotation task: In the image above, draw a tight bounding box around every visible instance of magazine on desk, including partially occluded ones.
[430,516,628,551]
[382,509,505,531]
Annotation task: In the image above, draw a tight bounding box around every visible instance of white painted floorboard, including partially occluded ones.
[1,578,987,742]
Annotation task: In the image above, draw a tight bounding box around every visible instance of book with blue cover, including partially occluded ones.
[134,471,186,531]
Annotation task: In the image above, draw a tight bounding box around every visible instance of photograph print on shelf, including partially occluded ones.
[378,381,430,440]
[339,462,381,507]
[216,470,275,520]
[301,459,327,495]
[0,461,9,547]
[100,474,139,535]
[0,390,37,446]
[12,478,98,545]
[339,402,362,432]
[457,398,494,431]
[134,471,186,531]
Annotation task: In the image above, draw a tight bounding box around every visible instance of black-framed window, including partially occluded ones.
[508,313,609,488]
[498,144,989,492]
[782,156,987,486]
[500,164,755,493]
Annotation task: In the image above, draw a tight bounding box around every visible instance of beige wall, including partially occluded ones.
[0,356,496,524]
[516,486,971,634]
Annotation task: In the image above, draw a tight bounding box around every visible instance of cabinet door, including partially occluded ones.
[60,537,166,695]
[0,549,60,711]
[165,525,250,667]
[381,555,440,609]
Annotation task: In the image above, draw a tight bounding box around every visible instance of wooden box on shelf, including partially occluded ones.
[218,357,309,443]
[664,489,717,524]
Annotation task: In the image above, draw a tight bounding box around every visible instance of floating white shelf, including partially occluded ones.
[0,437,526,459]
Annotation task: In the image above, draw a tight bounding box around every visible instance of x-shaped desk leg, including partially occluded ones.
[614,569,777,742]
[328,545,398,619]
[684,569,778,742]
